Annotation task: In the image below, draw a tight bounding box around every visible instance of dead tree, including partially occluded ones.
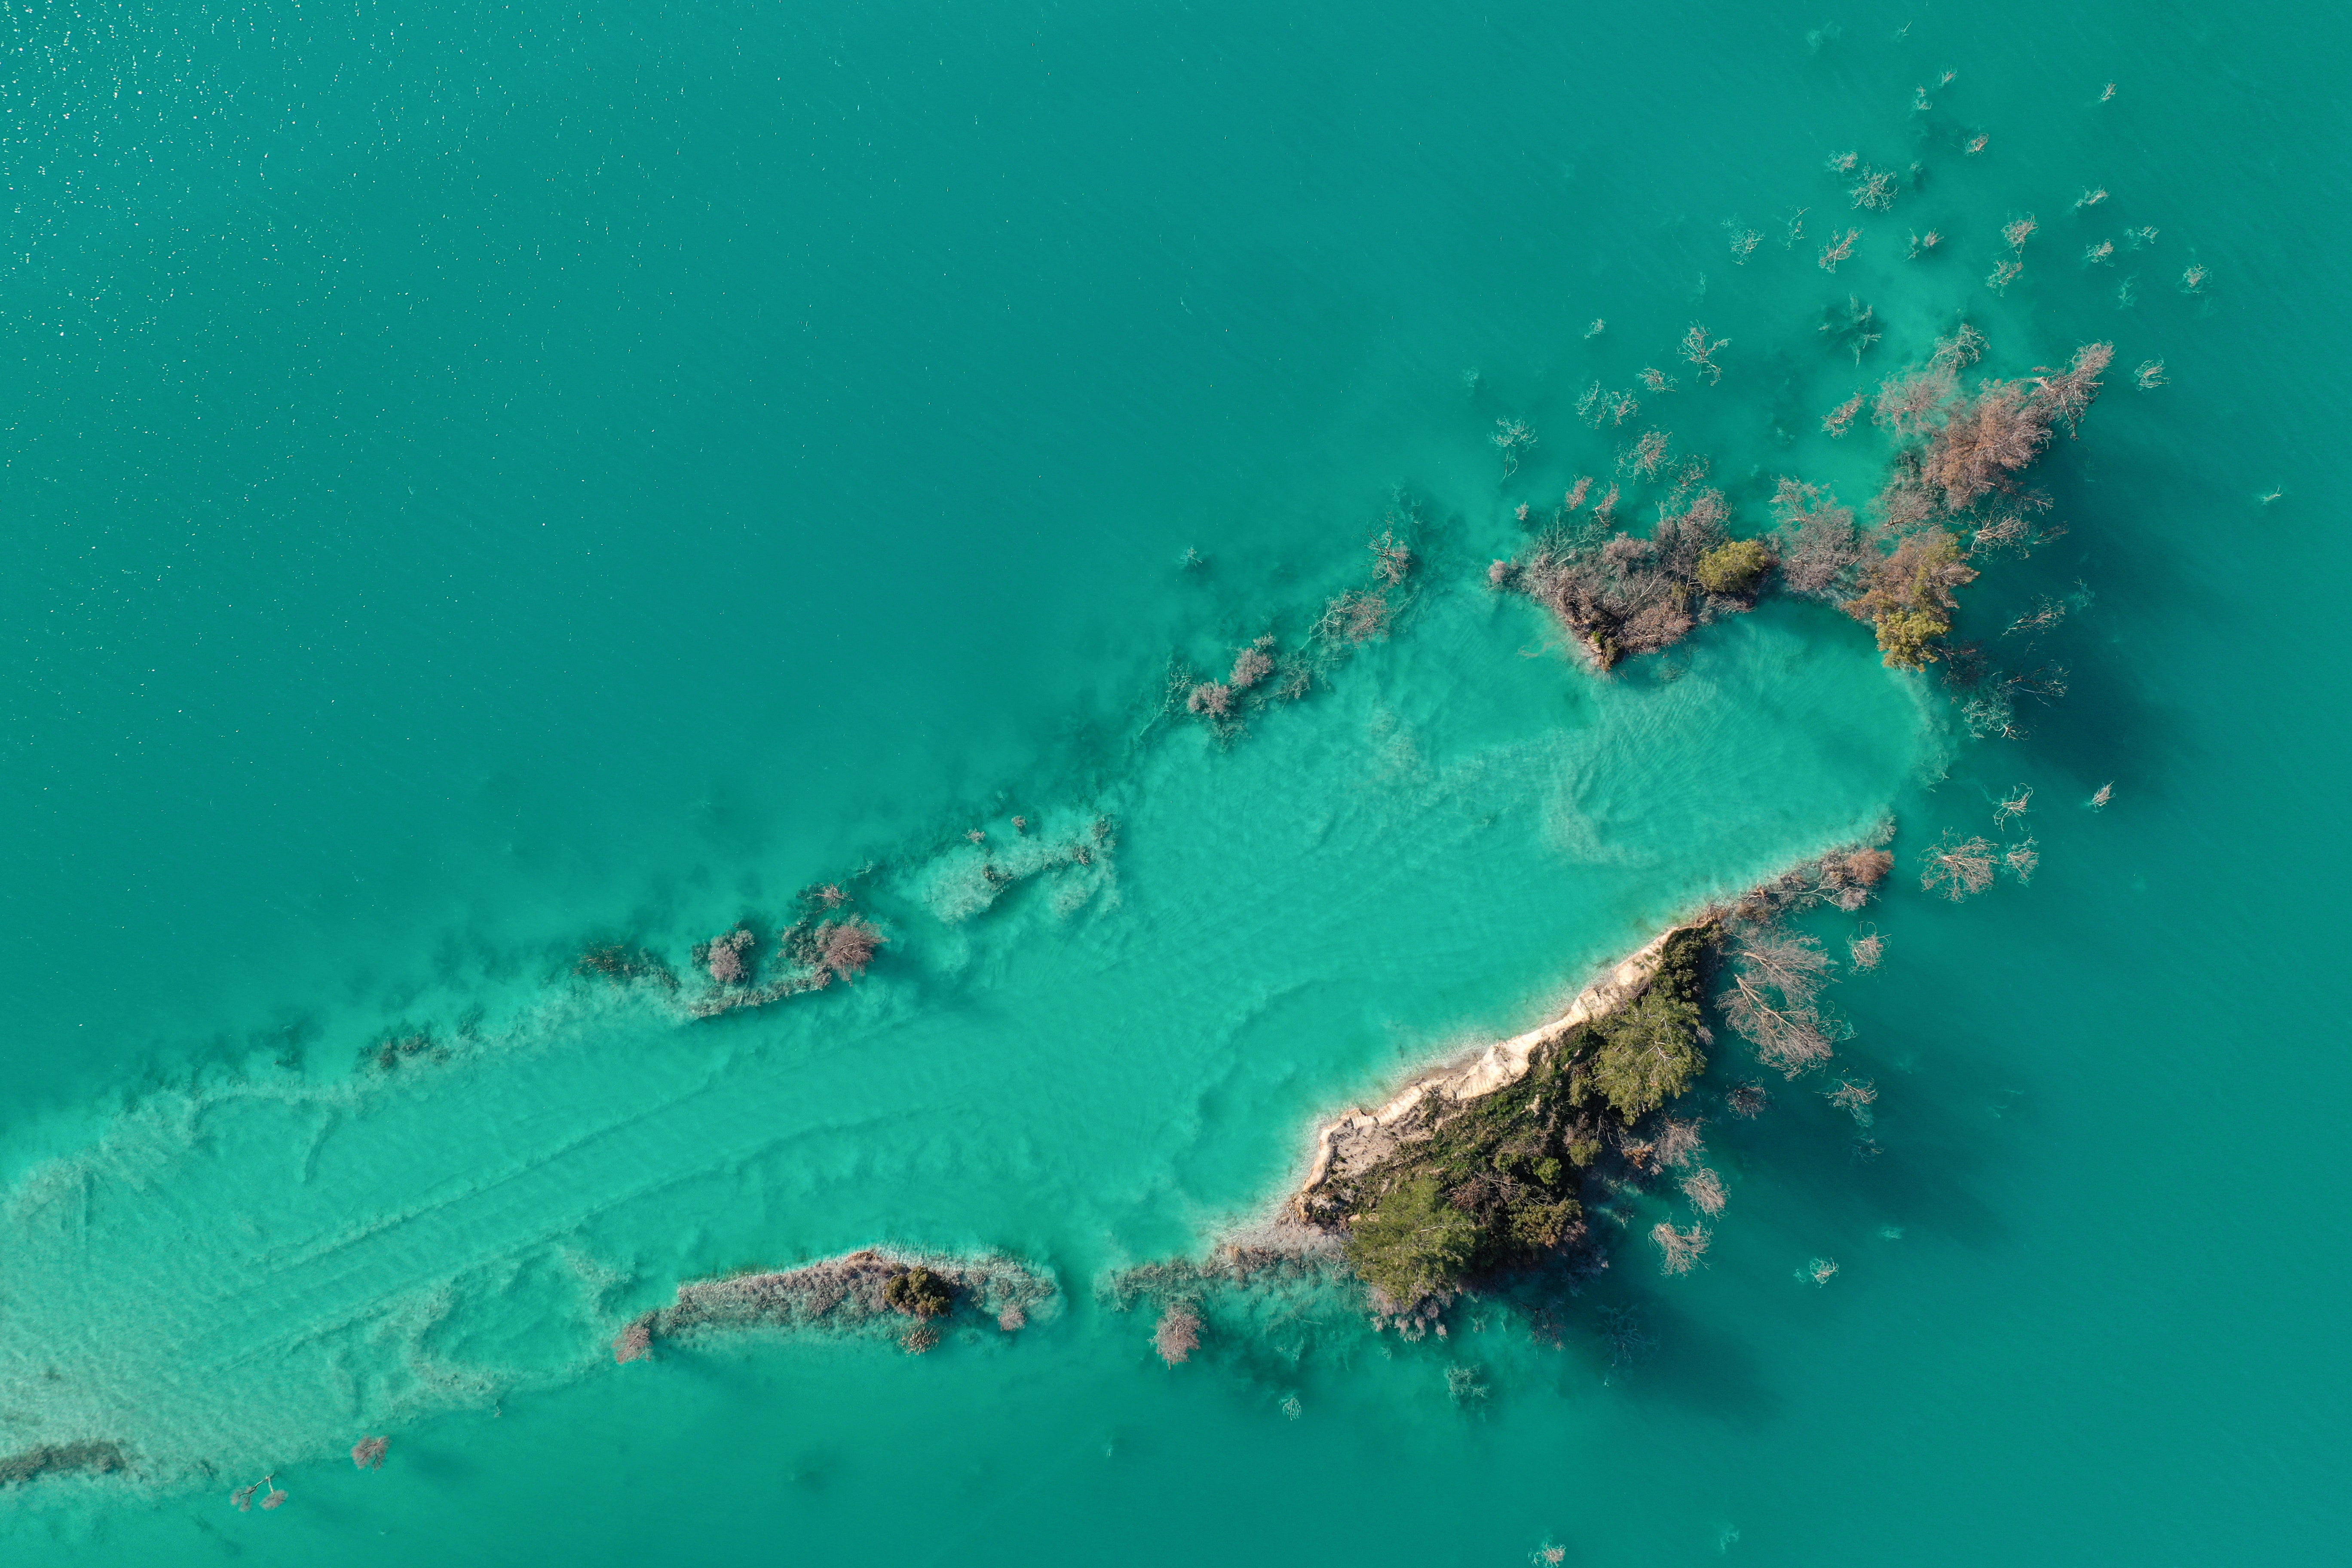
[1652,1222,1712,1276]
[1920,832,1998,900]
[1719,925,1838,1077]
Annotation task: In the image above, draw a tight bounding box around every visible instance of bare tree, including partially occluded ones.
[1874,364,1958,438]
[1619,427,1672,481]
[1850,166,1897,211]
[1186,681,1235,718]
[1652,1222,1712,1276]
[2090,781,2114,811]
[1369,530,1415,585]
[2005,597,2068,637]
[2029,342,2114,437]
[1920,832,1998,900]
[1491,418,1538,475]
[1228,641,1275,689]
[1598,1305,1655,1366]
[2003,837,2040,884]
[1993,785,2033,828]
[1720,925,1838,1077]
[1770,480,1864,600]
[1824,1078,1878,1124]
[1679,1167,1728,1217]
[1655,1117,1707,1169]
[812,916,884,983]
[1679,323,1730,384]
[1847,931,1885,971]
[1929,324,1988,373]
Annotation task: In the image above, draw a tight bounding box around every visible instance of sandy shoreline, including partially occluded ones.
[1292,928,1680,1214]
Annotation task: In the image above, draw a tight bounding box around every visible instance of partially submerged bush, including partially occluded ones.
[1843,530,1978,669]
[1504,490,1755,667]
[883,1265,957,1320]
[1694,538,1771,597]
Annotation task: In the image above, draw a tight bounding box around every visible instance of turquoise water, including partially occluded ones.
[4,0,2346,1562]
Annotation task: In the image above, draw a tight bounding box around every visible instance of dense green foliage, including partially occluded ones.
[883,1265,957,1319]
[1844,530,1976,670]
[1339,928,1713,1302]
[1694,538,1772,597]
[1585,930,1710,1121]
[1343,1175,1480,1305]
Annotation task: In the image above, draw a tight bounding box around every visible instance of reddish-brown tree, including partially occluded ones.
[812,917,884,983]
[1155,1302,1203,1366]
[1186,680,1235,718]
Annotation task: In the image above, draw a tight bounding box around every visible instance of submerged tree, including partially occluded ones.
[1652,1222,1712,1275]
[1920,832,1999,900]
[1718,925,1838,1078]
[1679,1166,1728,1217]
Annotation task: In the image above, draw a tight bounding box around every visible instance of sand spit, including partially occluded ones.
[613,1247,1058,1361]
[1293,928,1680,1216]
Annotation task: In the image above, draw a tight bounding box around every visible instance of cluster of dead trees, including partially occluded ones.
[1709,827,1895,1081]
[1497,484,1771,668]
[1178,526,1420,739]
[1843,336,2111,668]
[1497,328,2109,679]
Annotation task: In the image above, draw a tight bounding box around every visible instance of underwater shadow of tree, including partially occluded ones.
[1703,965,2030,1273]
[1978,450,2194,806]
[1585,1283,1782,1428]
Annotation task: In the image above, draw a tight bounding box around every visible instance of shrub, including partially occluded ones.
[1846,531,1976,669]
[883,1265,957,1320]
[1873,607,1950,668]
[1694,538,1771,597]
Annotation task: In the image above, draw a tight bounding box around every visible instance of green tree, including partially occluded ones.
[1588,981,1706,1122]
[1872,606,1951,669]
[1345,1174,1479,1304]
[883,1265,957,1319]
[1694,538,1772,596]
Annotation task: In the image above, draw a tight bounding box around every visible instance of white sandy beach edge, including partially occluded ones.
[1291,928,1679,1215]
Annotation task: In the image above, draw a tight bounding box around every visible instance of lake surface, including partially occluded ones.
[3,1,2344,1562]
